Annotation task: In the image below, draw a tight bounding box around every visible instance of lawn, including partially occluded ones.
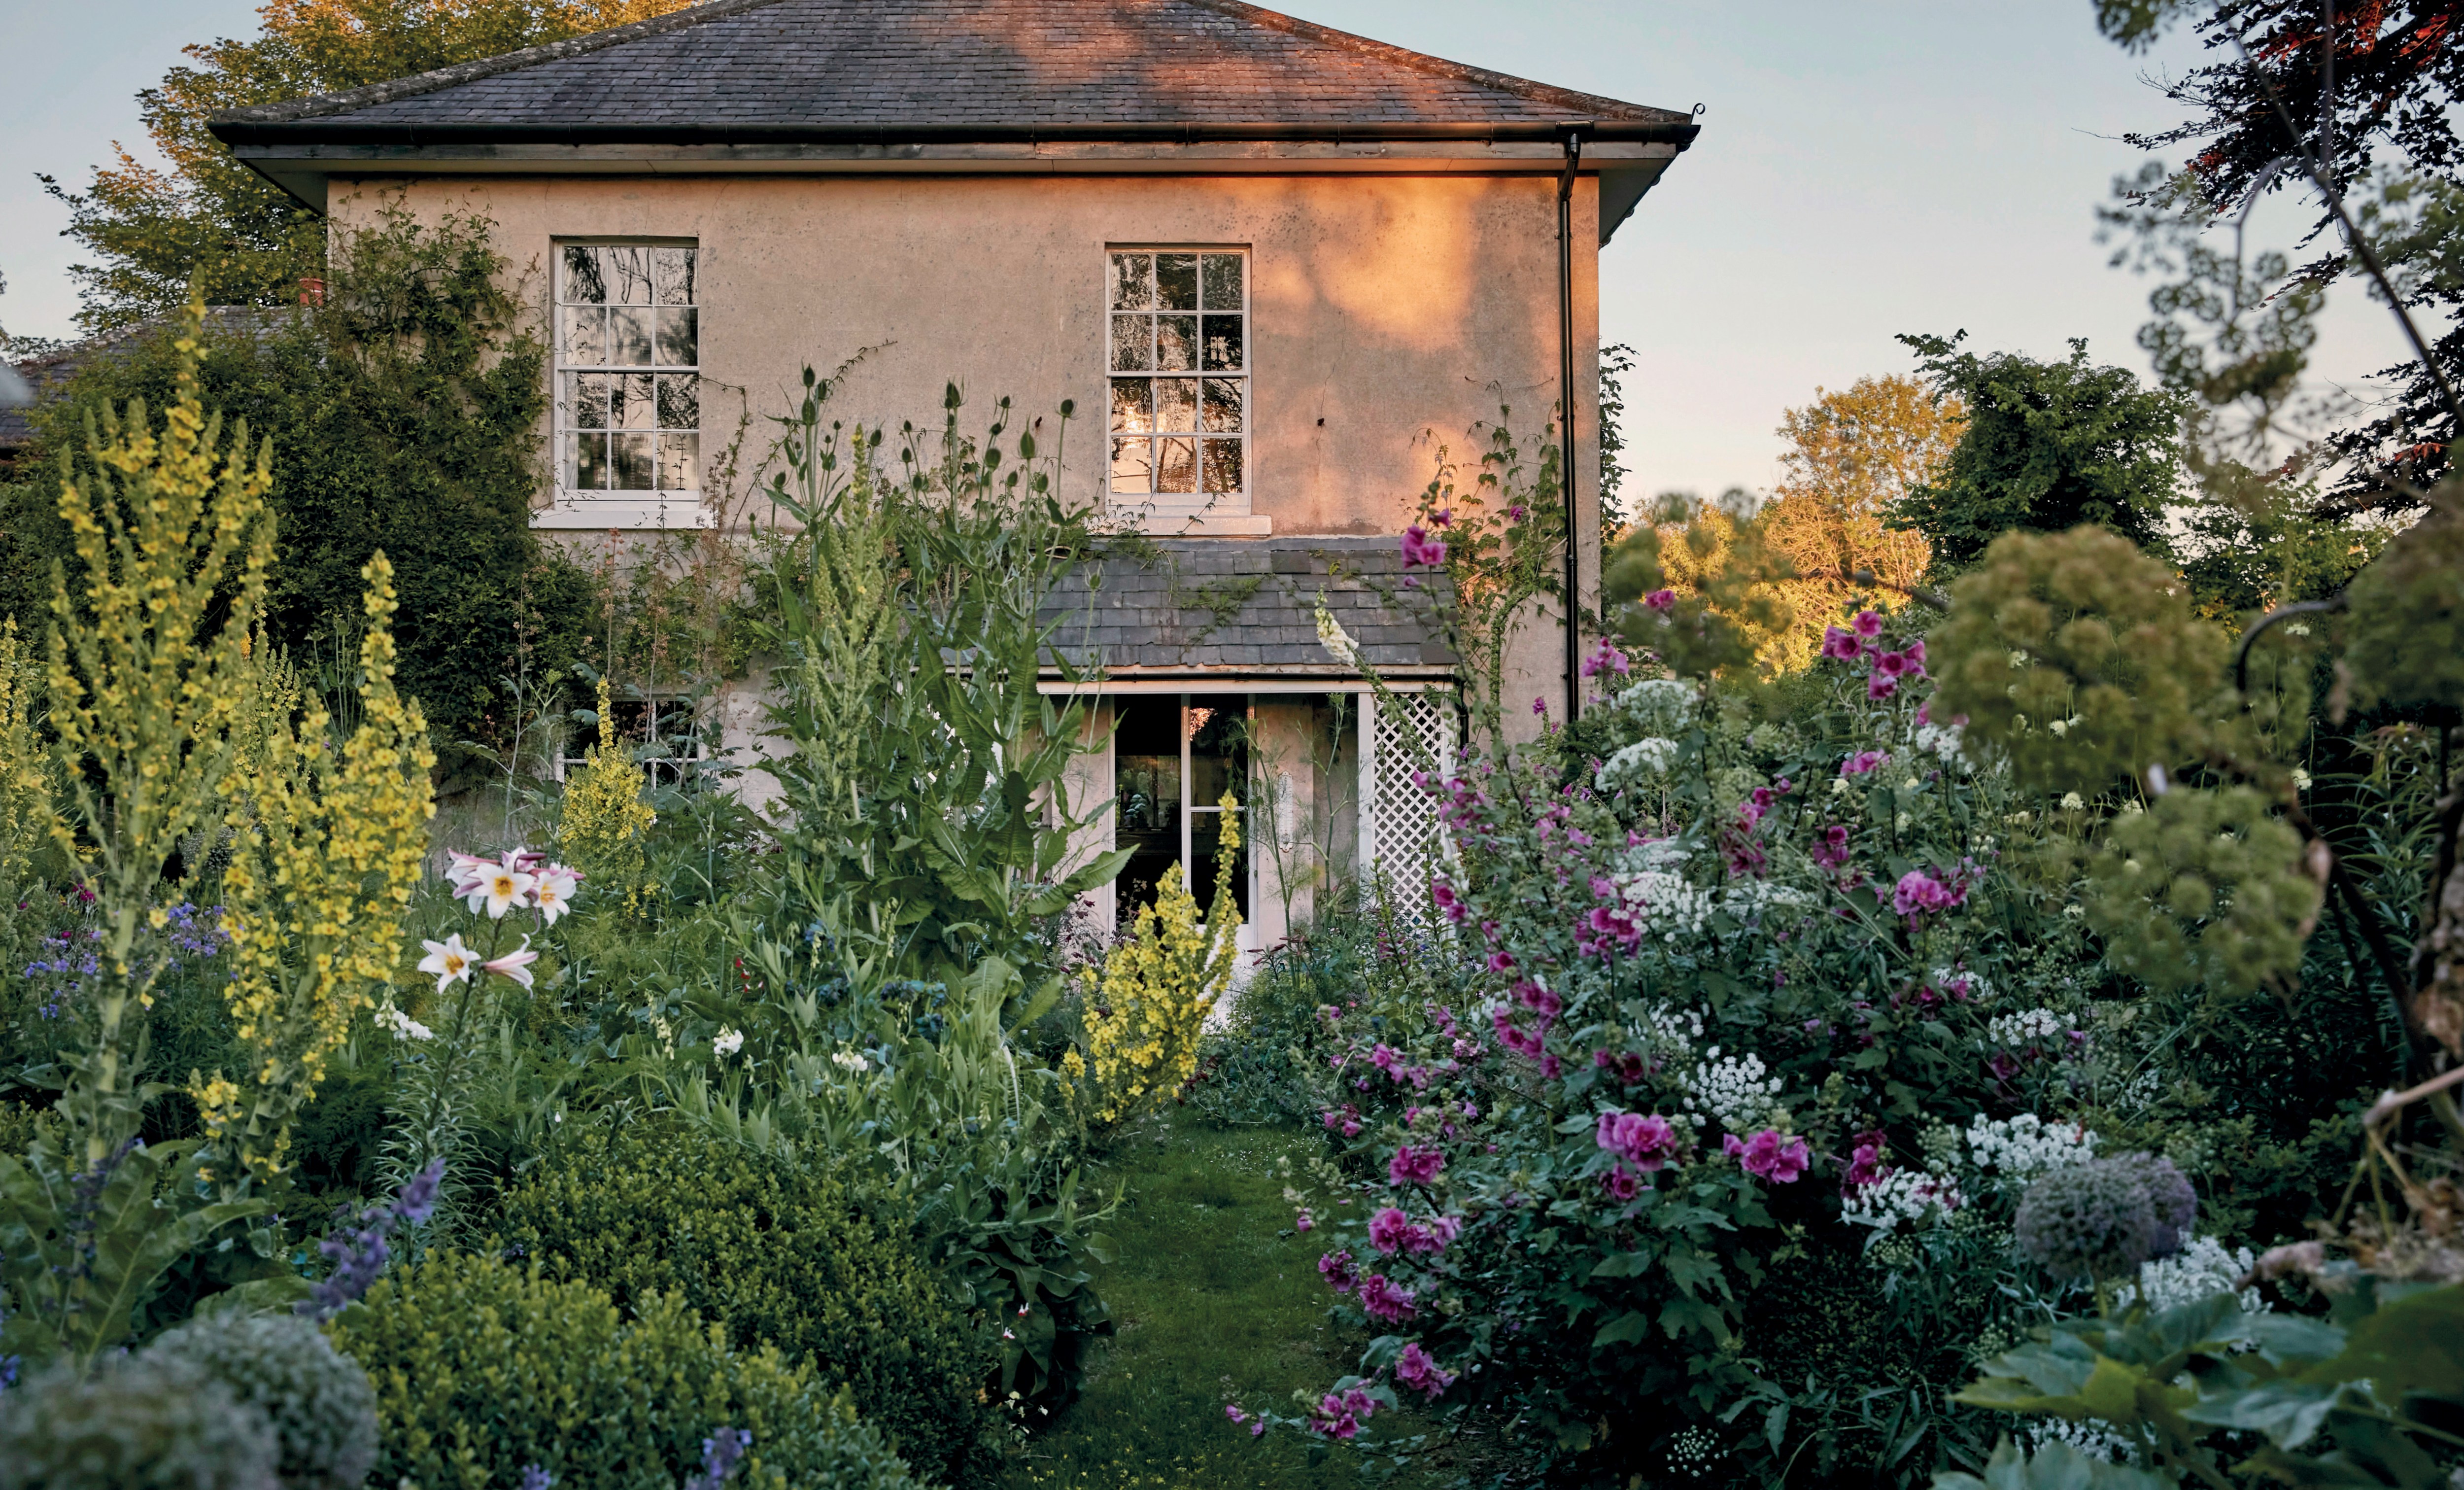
[1005,1113,1462,1490]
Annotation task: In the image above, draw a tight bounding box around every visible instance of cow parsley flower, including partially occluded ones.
[1963,1113,2097,1179]
[1682,1049,1781,1131]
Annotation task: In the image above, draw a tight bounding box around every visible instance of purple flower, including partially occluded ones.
[1359,1273,1417,1322]
[520,1467,554,1490]
[1820,625,1862,660]
[1722,1128,1810,1183]
[297,1158,446,1320]
[1812,824,1853,869]
[1581,638,1632,678]
[1400,524,1447,568]
[1595,1110,1680,1172]
[1891,868,1968,921]
[1319,1248,1358,1294]
[1644,588,1676,612]
[1225,1404,1249,1425]
[684,1427,750,1490]
[1867,671,1900,701]
[1852,609,1883,638]
[1388,1145,1444,1186]
[1838,750,1887,778]
[1395,1341,1457,1400]
[1601,1163,1643,1201]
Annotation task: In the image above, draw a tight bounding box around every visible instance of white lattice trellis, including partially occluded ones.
[1359,690,1456,915]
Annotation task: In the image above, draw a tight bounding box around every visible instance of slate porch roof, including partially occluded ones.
[1040,536,1453,677]
[209,0,1695,145]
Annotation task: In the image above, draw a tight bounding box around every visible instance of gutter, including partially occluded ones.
[210,117,1701,149]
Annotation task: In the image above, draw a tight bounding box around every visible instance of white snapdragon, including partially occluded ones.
[1963,1113,2097,1178]
[1986,1008,2067,1046]
[2114,1235,2264,1316]
[1682,1047,1782,1130]
[1599,736,1681,791]
[714,1027,745,1058]
[830,1048,872,1074]
[375,1005,434,1041]
[1842,1169,1965,1233]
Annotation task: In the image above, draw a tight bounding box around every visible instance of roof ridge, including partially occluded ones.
[209,0,791,128]
[1167,0,1671,122]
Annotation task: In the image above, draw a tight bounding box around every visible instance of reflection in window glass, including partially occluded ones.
[557,244,699,498]
[1107,250,1245,505]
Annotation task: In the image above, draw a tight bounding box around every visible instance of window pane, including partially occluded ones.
[1109,253,1154,311]
[1203,437,1242,493]
[568,372,610,429]
[606,247,654,304]
[613,374,655,429]
[570,432,610,489]
[1201,253,1243,311]
[1156,315,1197,372]
[561,246,608,304]
[1157,436,1197,493]
[1200,377,1242,433]
[656,373,699,429]
[1156,253,1198,310]
[608,307,654,366]
[657,432,701,491]
[1110,315,1152,372]
[654,308,697,366]
[613,432,655,489]
[1201,314,1243,372]
[1109,377,1153,433]
[653,247,696,305]
[1154,377,1197,433]
[560,306,605,364]
[1110,435,1154,493]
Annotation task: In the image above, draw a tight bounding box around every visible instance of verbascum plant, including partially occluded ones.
[40,296,273,1169]
[0,619,54,945]
[558,672,656,914]
[1082,792,1242,1123]
[195,554,436,1185]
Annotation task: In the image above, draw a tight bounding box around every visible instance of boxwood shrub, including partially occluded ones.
[145,1314,377,1490]
[324,1250,927,1490]
[497,1119,995,1486]
[0,1354,279,1490]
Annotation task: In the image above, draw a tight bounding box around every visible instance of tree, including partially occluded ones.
[43,0,695,333]
[1889,332,2187,574]
[1757,373,1963,667]
[2104,0,2464,512]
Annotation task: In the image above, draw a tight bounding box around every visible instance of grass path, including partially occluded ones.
[1004,1114,1446,1490]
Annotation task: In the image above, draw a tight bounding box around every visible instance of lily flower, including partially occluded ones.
[418,934,477,993]
[446,851,494,905]
[531,864,581,925]
[476,855,537,919]
[482,936,540,989]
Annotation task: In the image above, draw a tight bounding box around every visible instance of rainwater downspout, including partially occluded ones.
[1556,128,1584,724]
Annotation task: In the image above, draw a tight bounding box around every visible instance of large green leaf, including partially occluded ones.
[1932,1437,2172,1490]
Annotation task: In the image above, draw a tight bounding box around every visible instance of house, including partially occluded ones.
[209,0,1697,944]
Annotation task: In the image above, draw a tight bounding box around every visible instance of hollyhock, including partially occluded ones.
[1388,1144,1444,1186]
[1644,588,1676,612]
[418,934,477,993]
[1723,1128,1811,1183]
[1400,524,1447,567]
[1581,638,1631,678]
[1839,750,1889,777]
[1513,978,1563,1018]
[1318,1248,1358,1294]
[1852,609,1883,638]
[1812,824,1853,869]
[1820,624,1862,660]
[1867,671,1899,701]
[1596,1110,1680,1171]
[1602,1163,1643,1201]
[1429,879,1468,924]
[1844,1130,1889,1190]
[1369,1206,1421,1254]
[1395,1342,1457,1400]
[1891,868,1967,920]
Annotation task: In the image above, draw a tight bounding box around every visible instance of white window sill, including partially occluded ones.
[533,496,712,530]
[1129,512,1273,536]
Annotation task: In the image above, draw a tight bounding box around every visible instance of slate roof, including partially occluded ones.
[1041,536,1454,675]
[210,0,1692,145]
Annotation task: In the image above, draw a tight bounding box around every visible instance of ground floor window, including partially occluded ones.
[1111,693,1250,927]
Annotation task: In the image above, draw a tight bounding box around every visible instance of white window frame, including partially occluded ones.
[539,239,709,530]
[1103,246,1270,536]
[554,693,707,788]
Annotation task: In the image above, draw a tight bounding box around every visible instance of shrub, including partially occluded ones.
[144,1313,377,1490]
[323,1249,928,1490]
[1080,797,1242,1124]
[0,1354,278,1490]
[496,1119,992,1486]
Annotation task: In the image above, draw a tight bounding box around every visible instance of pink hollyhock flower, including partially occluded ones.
[1820,625,1862,660]
[1891,868,1968,920]
[1486,949,1516,974]
[1581,638,1631,678]
[1295,1210,1314,1232]
[1596,1110,1680,1171]
[1905,638,1926,667]
[1812,824,1853,869]
[1395,1342,1457,1400]
[1532,695,1548,717]
[1644,588,1677,612]
[1430,879,1469,924]
[1723,1128,1811,1183]
[1840,750,1888,777]
[1318,1249,1358,1294]
[1514,979,1563,1018]
[1874,649,1910,678]
[1867,671,1899,701]
[1430,508,1453,528]
[1400,524,1447,567]
[1359,1274,1418,1322]
[1226,1404,1248,1424]
[1368,1206,1422,1255]
[1602,1163,1642,1201]
[1843,1130,1889,1191]
[1852,609,1883,638]
[1371,1043,1400,1075]
[1389,1144,1444,1186]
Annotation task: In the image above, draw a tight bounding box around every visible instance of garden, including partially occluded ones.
[3,5,2464,1490]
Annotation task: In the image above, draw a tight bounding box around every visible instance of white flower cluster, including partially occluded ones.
[1599,736,1681,792]
[1616,869,1715,941]
[1913,720,1969,771]
[2026,1418,2138,1467]
[2115,1235,2264,1316]
[1682,1047,1782,1130]
[375,1004,434,1042]
[830,1047,873,1073]
[1721,879,1812,924]
[714,1027,746,1057]
[1842,1168,1965,1233]
[1963,1113,2097,1178]
[1615,678,1698,738]
[1986,1008,2068,1046]
[1932,966,1991,1003]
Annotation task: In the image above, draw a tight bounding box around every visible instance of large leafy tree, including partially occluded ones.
[1888,332,2188,574]
[2106,0,2464,512]
[43,0,694,333]
[1757,372,1963,664]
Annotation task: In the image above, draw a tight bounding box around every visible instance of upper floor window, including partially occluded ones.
[545,243,701,528]
[1108,250,1248,526]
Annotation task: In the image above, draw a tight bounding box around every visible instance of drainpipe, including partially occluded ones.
[1556,128,1584,724]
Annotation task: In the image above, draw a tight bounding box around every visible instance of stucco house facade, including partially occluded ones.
[210,0,1697,944]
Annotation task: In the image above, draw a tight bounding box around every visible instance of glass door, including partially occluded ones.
[1111,694,1248,926]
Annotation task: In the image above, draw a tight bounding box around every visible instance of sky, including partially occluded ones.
[0,1,2421,498]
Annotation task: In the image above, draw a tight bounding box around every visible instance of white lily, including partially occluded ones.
[481,936,541,989]
[418,934,477,993]
[532,864,581,925]
[478,855,537,920]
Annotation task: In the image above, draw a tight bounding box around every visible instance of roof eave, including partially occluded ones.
[213,117,1699,149]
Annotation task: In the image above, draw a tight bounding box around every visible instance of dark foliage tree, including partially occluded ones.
[1887,332,2188,573]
